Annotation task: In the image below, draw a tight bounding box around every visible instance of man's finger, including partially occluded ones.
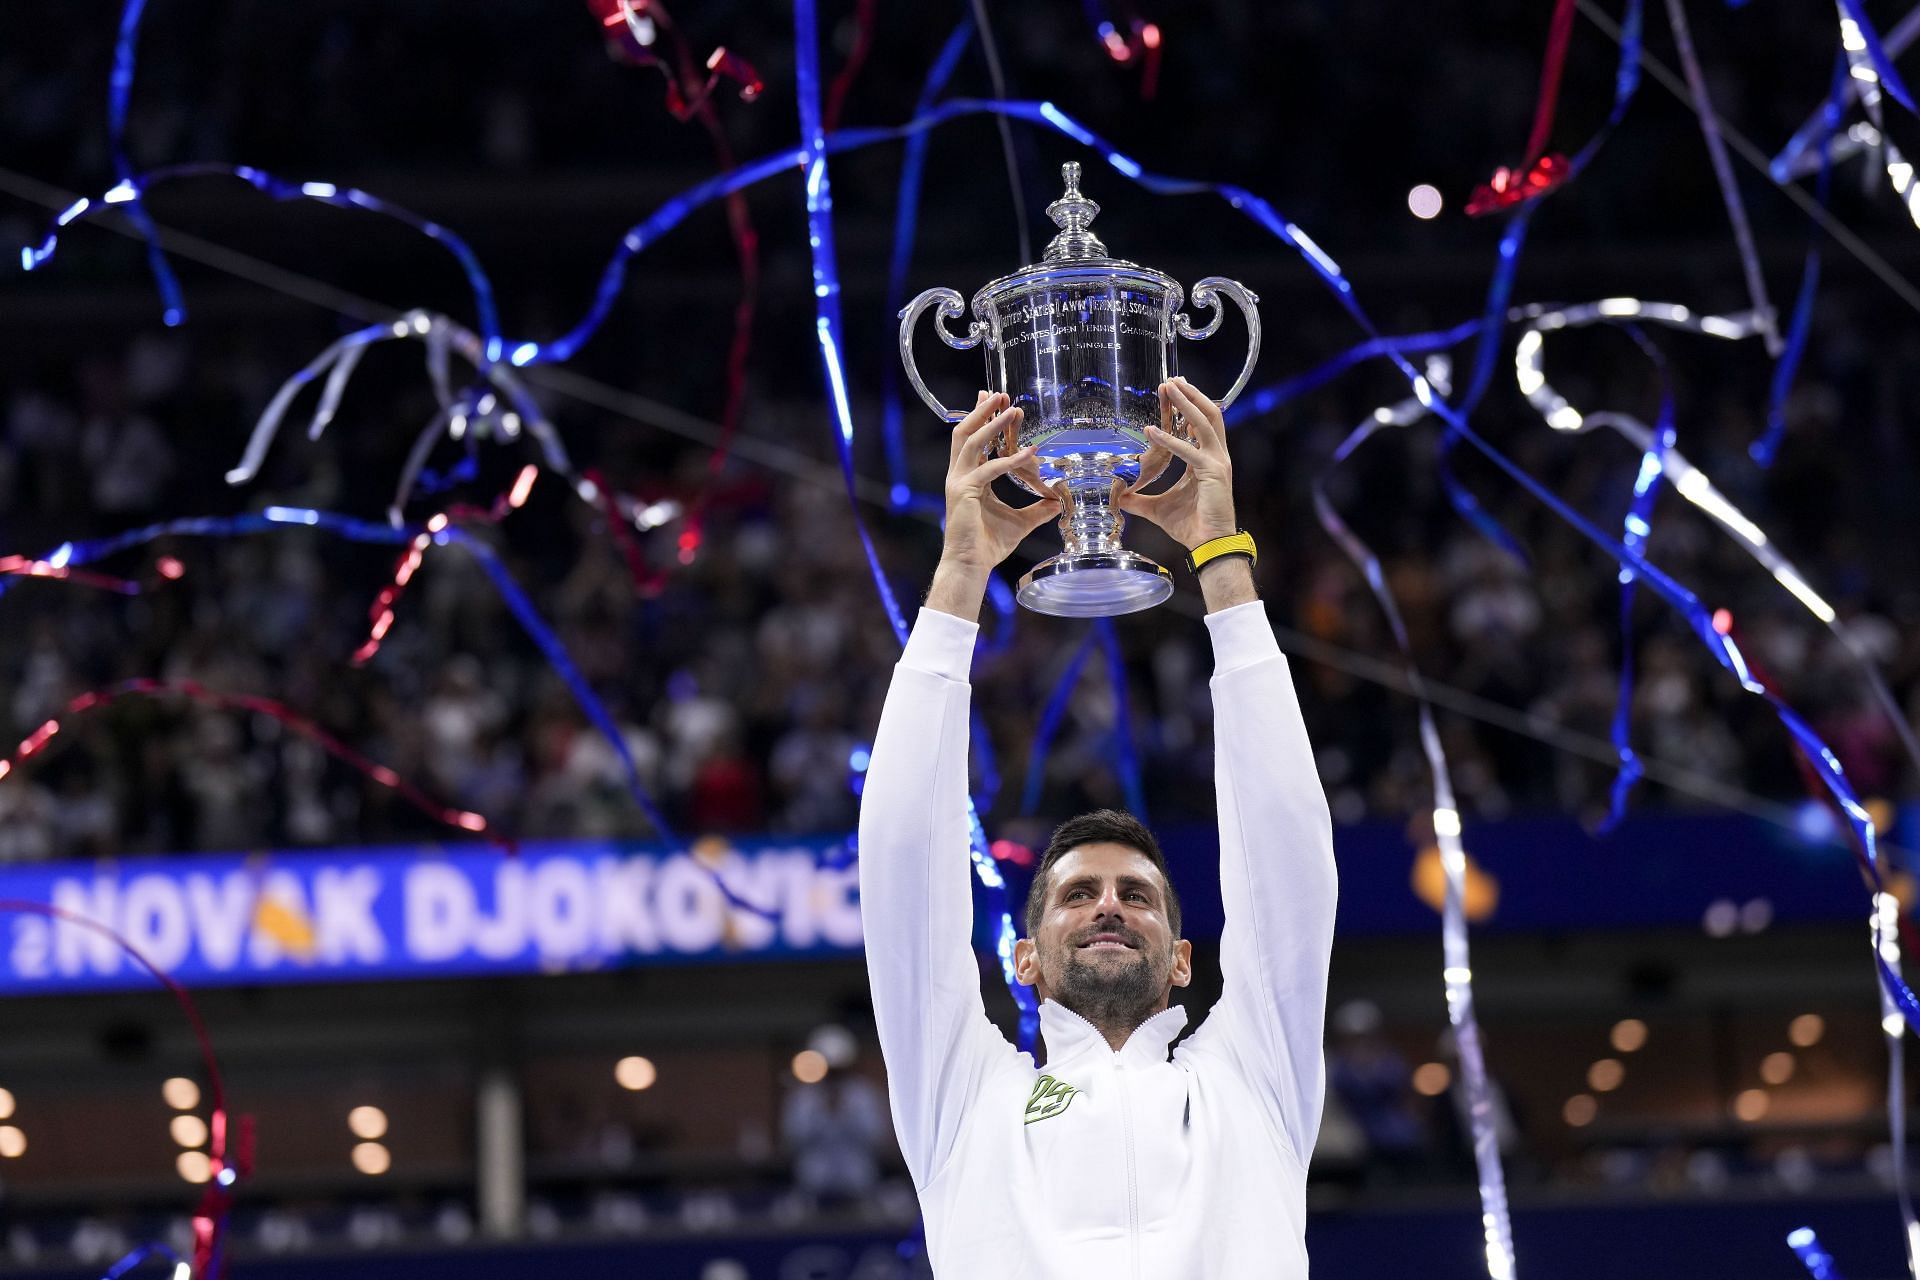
[950,391,1002,454]
[1169,378,1227,452]
[999,404,1025,459]
[961,406,1020,469]
[1145,423,1205,466]
[1131,443,1173,493]
[1021,491,1066,531]
[950,392,1005,465]
[1113,483,1155,515]
[1011,454,1049,495]
[972,445,1037,482]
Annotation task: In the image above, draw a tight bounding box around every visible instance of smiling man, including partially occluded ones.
[859,380,1339,1277]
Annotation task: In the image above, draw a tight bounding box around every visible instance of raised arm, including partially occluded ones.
[1119,378,1338,1161]
[1202,592,1337,1161]
[858,392,1059,1188]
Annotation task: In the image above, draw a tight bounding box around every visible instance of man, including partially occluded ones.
[860,379,1338,1277]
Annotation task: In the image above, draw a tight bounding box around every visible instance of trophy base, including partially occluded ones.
[1016,552,1174,617]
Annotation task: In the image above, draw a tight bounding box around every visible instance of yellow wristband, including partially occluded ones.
[1186,530,1257,575]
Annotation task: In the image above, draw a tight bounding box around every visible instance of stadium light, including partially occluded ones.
[349,1106,389,1140]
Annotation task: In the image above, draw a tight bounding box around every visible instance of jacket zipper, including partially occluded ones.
[1040,1000,1172,1279]
[1116,1054,1141,1280]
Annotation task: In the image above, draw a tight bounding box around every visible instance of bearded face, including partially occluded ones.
[1014,843,1191,1035]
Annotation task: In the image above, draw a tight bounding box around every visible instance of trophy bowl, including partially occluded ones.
[900,162,1260,617]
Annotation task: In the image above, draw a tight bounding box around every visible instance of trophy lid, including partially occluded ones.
[1043,162,1107,261]
[970,162,1179,313]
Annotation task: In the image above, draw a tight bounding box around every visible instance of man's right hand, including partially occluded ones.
[924,392,1060,621]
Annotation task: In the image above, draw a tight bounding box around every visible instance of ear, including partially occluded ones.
[1169,938,1194,989]
[1013,936,1041,988]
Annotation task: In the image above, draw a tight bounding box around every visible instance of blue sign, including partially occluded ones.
[3,803,1906,996]
[0,838,862,995]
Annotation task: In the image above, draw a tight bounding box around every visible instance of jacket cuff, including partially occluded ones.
[902,607,979,681]
[1205,600,1282,676]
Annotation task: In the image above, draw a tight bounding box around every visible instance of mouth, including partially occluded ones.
[1078,934,1137,951]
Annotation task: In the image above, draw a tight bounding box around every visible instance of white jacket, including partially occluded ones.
[859,601,1338,1278]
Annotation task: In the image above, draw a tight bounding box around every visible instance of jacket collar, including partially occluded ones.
[1038,998,1190,1070]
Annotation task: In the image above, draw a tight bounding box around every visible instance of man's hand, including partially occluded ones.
[1111,377,1237,550]
[924,392,1061,622]
[1113,377,1256,613]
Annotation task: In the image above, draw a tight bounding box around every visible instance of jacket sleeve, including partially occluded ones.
[1182,600,1338,1164]
[858,607,1023,1190]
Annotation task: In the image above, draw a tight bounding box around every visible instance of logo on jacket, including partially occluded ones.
[1024,1073,1079,1124]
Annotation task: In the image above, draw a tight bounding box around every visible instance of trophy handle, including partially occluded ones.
[899,287,987,423]
[1174,277,1262,409]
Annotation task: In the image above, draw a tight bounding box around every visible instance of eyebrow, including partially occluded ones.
[1054,874,1161,904]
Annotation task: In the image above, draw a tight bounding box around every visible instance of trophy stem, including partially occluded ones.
[1057,457,1126,557]
[1016,455,1173,618]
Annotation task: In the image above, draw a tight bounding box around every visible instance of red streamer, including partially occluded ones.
[0,900,249,1278]
[583,469,670,595]
[0,679,502,845]
[583,0,762,568]
[823,0,880,131]
[354,465,540,665]
[1466,0,1576,216]
[1097,17,1164,99]
[1465,153,1571,216]
[587,0,764,117]
[0,555,141,594]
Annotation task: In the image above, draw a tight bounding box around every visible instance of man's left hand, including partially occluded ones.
[1112,378,1238,551]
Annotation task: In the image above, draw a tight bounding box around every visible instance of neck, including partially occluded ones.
[1054,994,1167,1053]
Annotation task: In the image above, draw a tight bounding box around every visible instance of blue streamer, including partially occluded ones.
[101,1240,188,1279]
[442,526,676,839]
[882,17,976,510]
[1444,206,1540,565]
[1598,327,1675,831]
[1755,55,1845,467]
[794,0,1034,1047]
[1226,316,1489,425]
[24,163,506,365]
[792,0,912,649]
[414,452,481,496]
[498,148,799,369]
[1836,0,1918,115]
[15,100,1499,407]
[108,0,184,328]
[1021,633,1099,816]
[1787,1226,1846,1280]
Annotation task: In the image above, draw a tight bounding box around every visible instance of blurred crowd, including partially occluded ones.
[0,302,1917,863]
[4,0,1920,863]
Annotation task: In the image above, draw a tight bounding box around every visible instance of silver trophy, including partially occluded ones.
[899,162,1261,617]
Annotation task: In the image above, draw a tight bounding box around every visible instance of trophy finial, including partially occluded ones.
[1043,161,1107,261]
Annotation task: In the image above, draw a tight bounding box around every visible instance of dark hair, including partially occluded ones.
[1023,809,1183,939]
